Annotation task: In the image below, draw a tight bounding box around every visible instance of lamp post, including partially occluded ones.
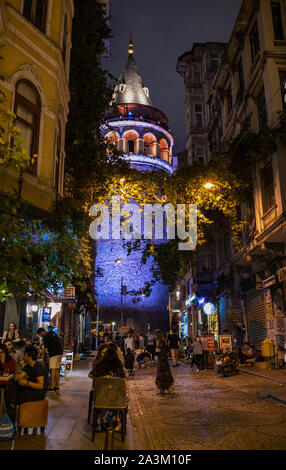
[115,259,124,327]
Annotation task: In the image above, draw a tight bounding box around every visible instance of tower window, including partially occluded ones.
[128,140,135,153]
[23,0,47,33]
[271,2,284,40]
[14,80,41,174]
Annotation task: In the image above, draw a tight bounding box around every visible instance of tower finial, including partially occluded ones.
[128,31,134,54]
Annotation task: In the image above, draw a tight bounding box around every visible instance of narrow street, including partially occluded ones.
[1,359,286,451]
[129,363,286,450]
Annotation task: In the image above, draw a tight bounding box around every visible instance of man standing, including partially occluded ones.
[124,331,135,355]
[37,327,63,392]
[168,330,180,367]
[201,335,209,369]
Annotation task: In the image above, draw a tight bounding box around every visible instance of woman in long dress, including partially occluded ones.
[154,329,174,395]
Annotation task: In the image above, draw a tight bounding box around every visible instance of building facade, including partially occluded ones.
[0,0,74,338]
[176,0,286,362]
[94,40,174,333]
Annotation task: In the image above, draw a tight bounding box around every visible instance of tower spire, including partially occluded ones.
[128,31,134,54]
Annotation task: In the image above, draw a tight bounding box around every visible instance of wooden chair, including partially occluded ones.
[17,398,48,435]
[91,377,127,443]
[61,352,74,378]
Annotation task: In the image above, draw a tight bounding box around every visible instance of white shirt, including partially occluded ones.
[124,337,135,350]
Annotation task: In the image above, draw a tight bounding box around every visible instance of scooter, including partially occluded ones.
[216,351,240,377]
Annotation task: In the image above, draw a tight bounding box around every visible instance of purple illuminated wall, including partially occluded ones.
[95,238,169,332]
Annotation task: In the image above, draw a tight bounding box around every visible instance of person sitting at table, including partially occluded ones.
[4,338,23,372]
[5,346,49,420]
[0,343,16,391]
[2,322,20,342]
[92,347,127,432]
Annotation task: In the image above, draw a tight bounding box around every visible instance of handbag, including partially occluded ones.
[0,396,15,441]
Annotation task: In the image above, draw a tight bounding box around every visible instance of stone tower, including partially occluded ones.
[95,37,174,332]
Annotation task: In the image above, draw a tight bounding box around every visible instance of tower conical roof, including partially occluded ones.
[113,53,152,106]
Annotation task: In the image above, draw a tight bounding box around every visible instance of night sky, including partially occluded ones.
[102,0,243,154]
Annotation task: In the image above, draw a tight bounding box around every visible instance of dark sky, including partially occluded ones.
[102,0,243,154]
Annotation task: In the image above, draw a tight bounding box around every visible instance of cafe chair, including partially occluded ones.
[61,352,74,378]
[17,398,48,435]
[91,377,127,443]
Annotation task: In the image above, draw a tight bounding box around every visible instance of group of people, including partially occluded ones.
[92,329,176,398]
[0,322,64,422]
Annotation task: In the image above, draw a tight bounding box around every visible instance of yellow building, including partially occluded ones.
[0,0,74,215]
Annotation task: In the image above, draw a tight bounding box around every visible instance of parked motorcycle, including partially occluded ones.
[216,351,240,377]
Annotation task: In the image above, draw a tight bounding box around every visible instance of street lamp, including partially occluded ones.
[112,322,115,331]
[204,182,214,189]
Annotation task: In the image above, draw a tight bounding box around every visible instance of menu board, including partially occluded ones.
[205,335,216,352]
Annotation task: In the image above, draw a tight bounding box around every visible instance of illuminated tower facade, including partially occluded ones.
[95,37,174,332]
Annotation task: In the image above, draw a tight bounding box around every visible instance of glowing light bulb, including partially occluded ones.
[204,182,214,189]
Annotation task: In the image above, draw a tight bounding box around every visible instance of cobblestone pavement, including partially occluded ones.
[128,363,286,450]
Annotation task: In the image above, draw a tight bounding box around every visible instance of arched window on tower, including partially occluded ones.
[14,80,41,174]
[124,130,138,154]
[160,139,169,162]
[143,133,157,157]
[128,140,135,153]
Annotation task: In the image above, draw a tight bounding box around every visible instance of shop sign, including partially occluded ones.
[219,335,232,353]
[42,307,52,322]
[205,335,215,352]
[55,286,76,302]
[263,276,276,289]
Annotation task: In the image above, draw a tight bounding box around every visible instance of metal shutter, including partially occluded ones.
[245,288,267,346]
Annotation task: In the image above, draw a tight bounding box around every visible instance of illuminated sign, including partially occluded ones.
[42,307,52,322]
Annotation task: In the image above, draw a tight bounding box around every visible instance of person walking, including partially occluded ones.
[124,331,135,355]
[146,331,155,360]
[154,329,174,395]
[139,334,145,352]
[201,335,209,369]
[167,329,180,367]
[192,337,203,373]
[37,327,63,392]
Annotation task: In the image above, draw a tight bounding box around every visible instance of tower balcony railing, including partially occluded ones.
[105,114,171,132]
